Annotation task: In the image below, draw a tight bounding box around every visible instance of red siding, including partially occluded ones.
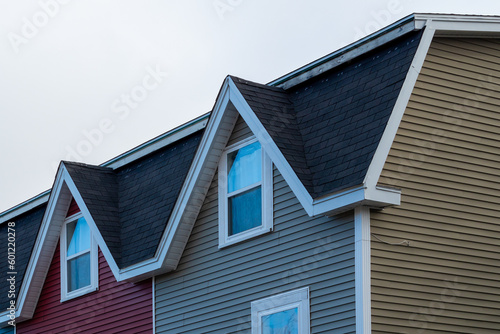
[66,198,80,217]
[17,243,153,334]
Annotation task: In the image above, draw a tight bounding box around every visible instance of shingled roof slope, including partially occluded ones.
[62,130,204,268]
[64,162,121,264]
[0,204,45,310]
[230,76,314,193]
[117,130,203,267]
[290,30,423,197]
[232,30,423,198]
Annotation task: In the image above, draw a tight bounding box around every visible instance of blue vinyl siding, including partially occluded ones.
[155,118,356,333]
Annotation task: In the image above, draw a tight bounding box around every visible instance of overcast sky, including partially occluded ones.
[1,0,499,213]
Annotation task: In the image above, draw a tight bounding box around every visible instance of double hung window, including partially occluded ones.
[219,137,272,247]
[61,214,98,300]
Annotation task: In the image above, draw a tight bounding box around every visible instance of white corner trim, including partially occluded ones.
[355,206,371,334]
[363,24,436,189]
[152,276,156,334]
[227,77,315,216]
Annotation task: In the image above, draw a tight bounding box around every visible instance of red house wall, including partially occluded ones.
[17,244,153,334]
[17,200,153,333]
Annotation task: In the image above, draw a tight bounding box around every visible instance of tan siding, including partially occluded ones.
[372,38,500,333]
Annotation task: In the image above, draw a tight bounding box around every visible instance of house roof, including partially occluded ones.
[232,29,423,198]
[64,130,204,268]
[4,12,500,325]
[0,204,46,311]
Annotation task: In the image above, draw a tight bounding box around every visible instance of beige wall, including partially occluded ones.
[371,38,500,333]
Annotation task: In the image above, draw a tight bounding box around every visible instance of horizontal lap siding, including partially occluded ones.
[17,244,152,334]
[227,115,252,146]
[155,119,356,333]
[372,38,500,333]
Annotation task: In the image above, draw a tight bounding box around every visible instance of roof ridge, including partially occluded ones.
[229,75,285,92]
[63,161,114,171]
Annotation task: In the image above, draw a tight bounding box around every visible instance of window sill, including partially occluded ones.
[218,225,272,249]
[60,285,98,303]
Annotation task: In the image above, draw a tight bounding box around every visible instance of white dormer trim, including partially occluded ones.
[1,163,121,323]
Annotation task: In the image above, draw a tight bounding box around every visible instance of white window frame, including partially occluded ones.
[218,136,273,248]
[251,287,310,334]
[60,212,98,302]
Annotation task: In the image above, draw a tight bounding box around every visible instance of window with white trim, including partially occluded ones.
[60,213,98,301]
[251,287,310,334]
[218,137,272,248]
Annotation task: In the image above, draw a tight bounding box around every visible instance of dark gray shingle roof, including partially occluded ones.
[0,204,45,310]
[233,29,423,198]
[64,130,204,268]
[64,162,121,264]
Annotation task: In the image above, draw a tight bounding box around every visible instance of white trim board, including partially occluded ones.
[363,23,436,189]
[2,163,123,323]
[355,206,371,334]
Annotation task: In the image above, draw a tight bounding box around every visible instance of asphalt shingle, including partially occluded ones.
[63,130,203,268]
[233,29,423,198]
[0,204,45,310]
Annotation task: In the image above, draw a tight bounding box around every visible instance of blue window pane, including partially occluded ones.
[228,186,262,235]
[67,253,91,292]
[262,308,298,334]
[228,141,262,193]
[67,217,90,257]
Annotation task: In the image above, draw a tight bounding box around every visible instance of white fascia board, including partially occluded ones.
[312,187,366,216]
[414,13,500,25]
[228,78,400,217]
[15,163,125,324]
[311,186,400,216]
[13,166,67,321]
[363,24,436,190]
[116,79,234,281]
[227,77,314,216]
[156,79,231,267]
[60,164,121,281]
[14,163,135,322]
[365,186,401,206]
[0,191,50,225]
[354,206,371,334]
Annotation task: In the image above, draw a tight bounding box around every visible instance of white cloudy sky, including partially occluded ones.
[0,0,499,213]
